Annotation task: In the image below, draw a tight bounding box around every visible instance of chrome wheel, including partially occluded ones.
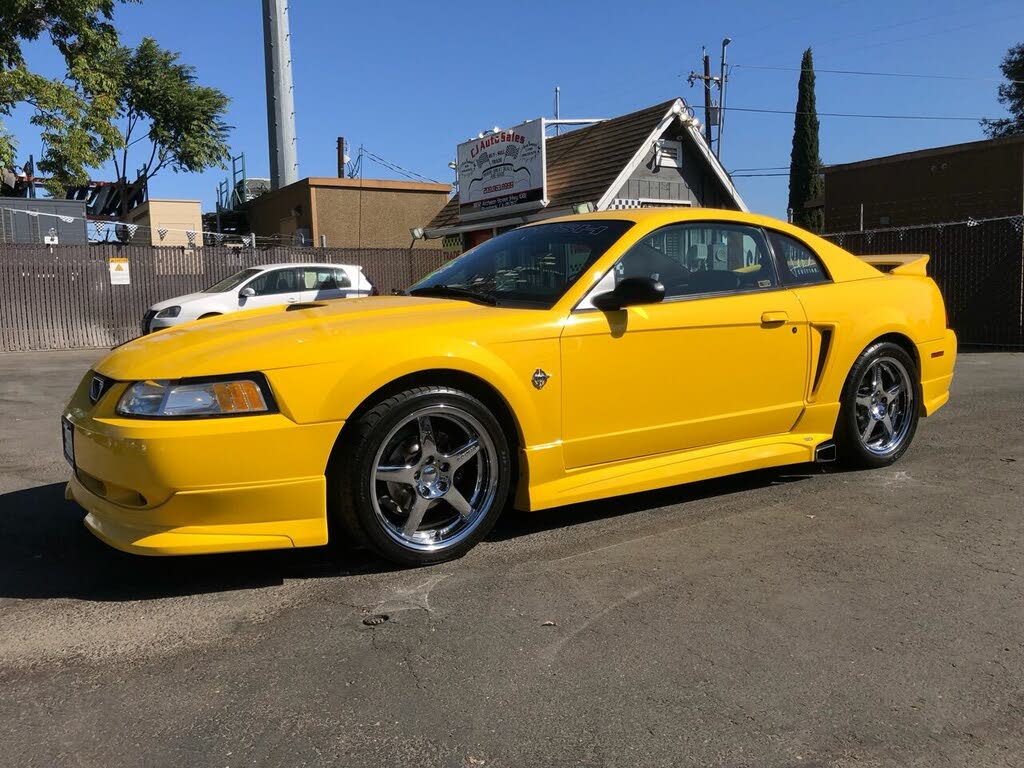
[369,405,499,552]
[854,356,915,456]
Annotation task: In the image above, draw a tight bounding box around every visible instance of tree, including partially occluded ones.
[788,48,824,233]
[0,2,231,201]
[981,42,1024,138]
[1,1,132,194]
[107,38,231,214]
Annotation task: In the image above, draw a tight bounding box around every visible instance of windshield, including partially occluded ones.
[409,220,634,308]
[204,268,262,293]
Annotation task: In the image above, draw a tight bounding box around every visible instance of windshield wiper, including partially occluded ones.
[407,285,498,306]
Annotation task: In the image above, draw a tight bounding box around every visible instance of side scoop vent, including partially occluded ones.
[811,328,833,395]
[285,302,328,312]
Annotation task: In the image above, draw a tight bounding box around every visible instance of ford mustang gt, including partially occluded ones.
[62,209,956,566]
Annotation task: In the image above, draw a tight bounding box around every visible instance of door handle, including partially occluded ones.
[287,297,298,303]
[761,310,789,326]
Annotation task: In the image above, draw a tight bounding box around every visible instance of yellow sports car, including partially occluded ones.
[62,209,956,566]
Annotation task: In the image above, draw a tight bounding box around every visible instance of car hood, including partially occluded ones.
[149,292,212,311]
[98,295,526,381]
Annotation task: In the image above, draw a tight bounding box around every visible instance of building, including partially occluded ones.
[246,177,451,248]
[823,134,1024,232]
[0,198,88,244]
[125,199,204,247]
[424,98,746,251]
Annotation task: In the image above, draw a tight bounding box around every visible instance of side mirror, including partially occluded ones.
[591,276,665,311]
[239,287,256,298]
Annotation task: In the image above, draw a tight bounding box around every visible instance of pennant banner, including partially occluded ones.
[125,223,138,239]
[241,234,253,248]
[93,221,106,239]
[58,215,75,223]
[158,227,168,241]
[186,230,196,246]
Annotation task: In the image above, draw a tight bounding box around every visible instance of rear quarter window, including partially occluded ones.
[767,231,830,286]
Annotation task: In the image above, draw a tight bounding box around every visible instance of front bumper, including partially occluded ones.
[64,377,343,555]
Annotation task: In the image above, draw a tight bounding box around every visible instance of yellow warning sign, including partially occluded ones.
[109,257,130,285]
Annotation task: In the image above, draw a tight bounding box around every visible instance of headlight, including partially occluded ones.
[155,306,181,318]
[116,375,275,417]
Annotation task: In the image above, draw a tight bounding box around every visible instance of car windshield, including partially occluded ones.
[409,220,634,308]
[203,268,262,293]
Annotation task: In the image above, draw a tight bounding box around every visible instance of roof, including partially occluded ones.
[427,100,696,232]
[247,262,362,270]
[306,177,450,193]
[825,132,1024,174]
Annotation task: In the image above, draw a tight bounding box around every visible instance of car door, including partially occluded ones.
[238,267,304,309]
[559,221,810,469]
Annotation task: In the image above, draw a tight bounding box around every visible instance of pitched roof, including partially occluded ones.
[427,100,678,231]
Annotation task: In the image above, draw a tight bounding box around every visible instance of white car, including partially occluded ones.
[142,263,376,334]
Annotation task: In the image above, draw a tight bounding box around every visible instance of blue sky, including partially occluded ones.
[7,0,1022,218]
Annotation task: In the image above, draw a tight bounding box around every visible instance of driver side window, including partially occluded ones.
[248,268,300,296]
[615,222,778,299]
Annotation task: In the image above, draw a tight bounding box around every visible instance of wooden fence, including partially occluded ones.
[0,244,449,351]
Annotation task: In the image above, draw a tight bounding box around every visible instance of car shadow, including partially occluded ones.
[488,463,824,542]
[0,483,395,602]
[1,464,832,602]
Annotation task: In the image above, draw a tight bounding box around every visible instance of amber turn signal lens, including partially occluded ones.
[212,380,268,413]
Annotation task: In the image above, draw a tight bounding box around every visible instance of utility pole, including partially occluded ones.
[554,86,561,136]
[262,0,298,190]
[688,46,722,151]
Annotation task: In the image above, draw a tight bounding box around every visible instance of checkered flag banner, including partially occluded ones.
[967,217,979,228]
[213,232,225,245]
[58,215,75,223]
[897,228,906,240]
[124,223,138,240]
[865,231,874,243]
[504,144,520,159]
[93,221,106,239]
[835,234,845,246]
[25,210,39,217]
[186,230,196,246]
[1010,215,1024,233]
[157,227,168,241]
[241,234,253,247]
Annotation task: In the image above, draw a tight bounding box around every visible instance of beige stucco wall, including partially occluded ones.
[127,199,203,247]
[245,180,315,244]
[246,177,450,249]
[311,179,450,249]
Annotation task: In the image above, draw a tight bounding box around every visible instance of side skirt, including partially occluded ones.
[524,432,833,511]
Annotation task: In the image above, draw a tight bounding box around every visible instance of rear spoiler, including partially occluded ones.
[858,254,930,277]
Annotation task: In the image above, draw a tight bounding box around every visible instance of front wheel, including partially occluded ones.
[835,341,920,468]
[331,386,512,566]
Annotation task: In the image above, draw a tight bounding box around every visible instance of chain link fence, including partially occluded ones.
[824,215,1024,350]
[0,244,449,351]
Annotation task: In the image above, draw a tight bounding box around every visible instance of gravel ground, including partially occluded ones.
[0,349,1021,768]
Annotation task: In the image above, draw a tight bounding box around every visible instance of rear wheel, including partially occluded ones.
[835,341,920,468]
[330,386,512,566]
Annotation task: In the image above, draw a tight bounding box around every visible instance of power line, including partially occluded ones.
[725,105,986,122]
[733,63,1022,85]
[360,148,443,185]
[731,172,790,178]
[728,166,790,173]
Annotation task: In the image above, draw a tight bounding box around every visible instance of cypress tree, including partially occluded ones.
[788,48,824,232]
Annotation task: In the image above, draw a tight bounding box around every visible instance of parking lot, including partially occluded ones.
[0,349,1021,767]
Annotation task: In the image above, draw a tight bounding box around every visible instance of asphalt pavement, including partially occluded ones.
[0,349,1021,768]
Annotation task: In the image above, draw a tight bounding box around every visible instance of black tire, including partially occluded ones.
[198,313,221,319]
[835,341,921,469]
[329,386,513,566]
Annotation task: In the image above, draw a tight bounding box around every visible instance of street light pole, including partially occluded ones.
[718,37,731,160]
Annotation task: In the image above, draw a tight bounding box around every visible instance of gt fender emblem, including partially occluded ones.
[531,368,551,390]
